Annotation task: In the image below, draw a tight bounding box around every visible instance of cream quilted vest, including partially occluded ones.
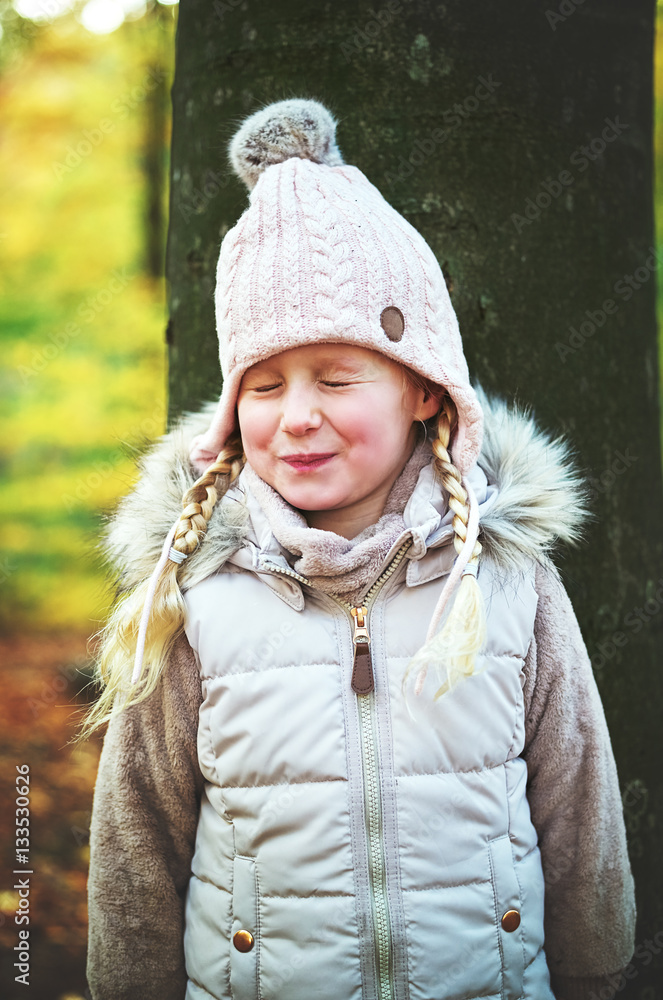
[181,458,556,1000]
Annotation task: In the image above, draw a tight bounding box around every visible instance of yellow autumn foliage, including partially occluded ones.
[0,10,175,630]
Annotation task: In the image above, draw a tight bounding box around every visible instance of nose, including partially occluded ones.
[279,384,323,436]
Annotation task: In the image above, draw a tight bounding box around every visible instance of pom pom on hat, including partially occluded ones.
[229,98,346,191]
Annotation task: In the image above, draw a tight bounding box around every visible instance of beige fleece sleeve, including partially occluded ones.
[521,561,636,1000]
[86,634,204,1000]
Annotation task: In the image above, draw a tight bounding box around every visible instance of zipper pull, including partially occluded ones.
[351,606,374,695]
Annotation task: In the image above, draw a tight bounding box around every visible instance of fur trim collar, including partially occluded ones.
[104,385,590,593]
[473,384,591,573]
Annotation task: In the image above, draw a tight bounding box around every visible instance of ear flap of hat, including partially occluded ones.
[188,396,236,475]
[446,384,484,478]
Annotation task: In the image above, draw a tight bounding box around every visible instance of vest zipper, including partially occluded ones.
[260,539,412,1000]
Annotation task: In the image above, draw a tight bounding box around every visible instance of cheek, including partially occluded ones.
[236,402,274,457]
[337,392,410,452]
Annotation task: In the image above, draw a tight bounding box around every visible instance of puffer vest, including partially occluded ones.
[182,513,555,1000]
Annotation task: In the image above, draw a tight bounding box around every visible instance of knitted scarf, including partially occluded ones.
[242,436,434,605]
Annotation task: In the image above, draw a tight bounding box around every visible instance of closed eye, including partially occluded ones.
[248,379,357,392]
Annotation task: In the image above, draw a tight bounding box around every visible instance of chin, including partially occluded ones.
[278,484,347,512]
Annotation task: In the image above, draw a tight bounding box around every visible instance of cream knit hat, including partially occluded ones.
[189,98,483,477]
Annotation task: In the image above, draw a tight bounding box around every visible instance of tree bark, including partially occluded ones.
[142,57,168,279]
[165,0,662,987]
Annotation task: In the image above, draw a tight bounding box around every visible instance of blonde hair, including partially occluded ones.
[402,381,486,700]
[76,433,245,741]
[77,374,484,740]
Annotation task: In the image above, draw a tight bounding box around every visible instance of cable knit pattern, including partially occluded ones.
[190,99,484,477]
[251,195,278,353]
[278,165,303,343]
[300,167,357,337]
[332,173,384,328]
[214,216,244,370]
[242,436,434,604]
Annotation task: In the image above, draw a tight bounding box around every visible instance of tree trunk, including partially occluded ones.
[142,57,168,278]
[165,0,662,986]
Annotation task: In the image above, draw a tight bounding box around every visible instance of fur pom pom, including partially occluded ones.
[228,98,345,191]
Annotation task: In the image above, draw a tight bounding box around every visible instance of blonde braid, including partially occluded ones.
[432,397,483,570]
[172,435,245,558]
[75,435,245,741]
[403,396,486,703]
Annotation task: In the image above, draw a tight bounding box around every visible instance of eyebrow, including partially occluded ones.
[315,358,369,376]
[243,355,374,381]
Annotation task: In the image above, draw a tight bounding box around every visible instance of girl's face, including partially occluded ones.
[237,343,440,537]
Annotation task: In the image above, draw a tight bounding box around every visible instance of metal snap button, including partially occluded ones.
[501,909,521,932]
[233,929,255,952]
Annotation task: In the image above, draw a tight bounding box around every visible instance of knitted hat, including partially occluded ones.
[189,98,483,477]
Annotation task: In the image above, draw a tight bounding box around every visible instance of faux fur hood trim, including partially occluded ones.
[473,384,592,573]
[103,385,591,593]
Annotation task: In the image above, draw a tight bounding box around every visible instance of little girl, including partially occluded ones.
[83,99,635,1000]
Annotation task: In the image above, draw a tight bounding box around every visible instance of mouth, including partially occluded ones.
[281,452,336,471]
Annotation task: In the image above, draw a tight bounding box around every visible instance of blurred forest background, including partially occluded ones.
[0,2,174,997]
[0,1,661,998]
